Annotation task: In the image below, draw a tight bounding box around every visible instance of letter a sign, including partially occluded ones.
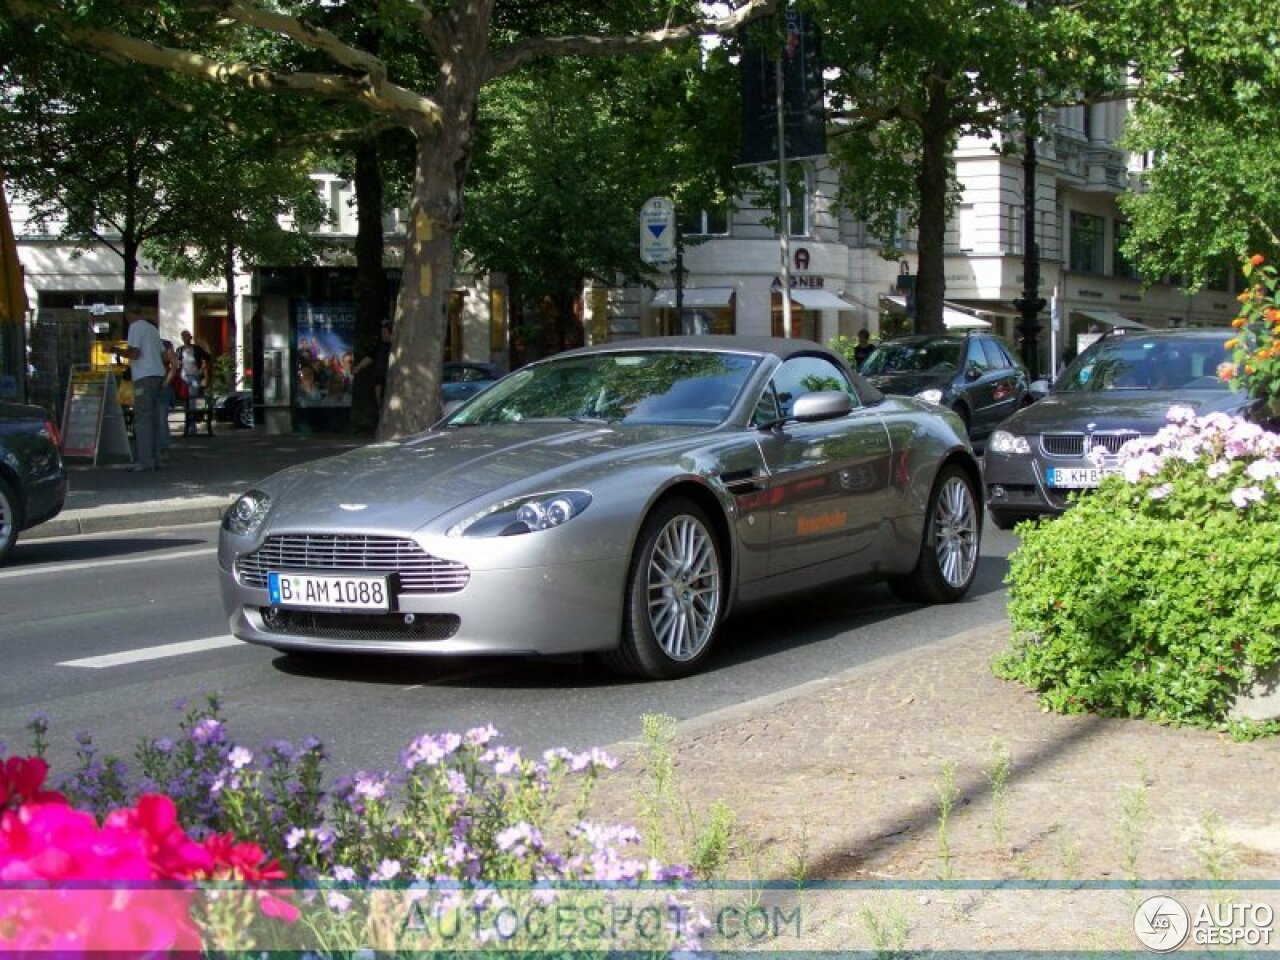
[640,197,676,265]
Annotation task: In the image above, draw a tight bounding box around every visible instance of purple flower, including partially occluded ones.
[1231,485,1265,509]
[352,771,388,801]
[191,717,224,746]
[1148,483,1173,500]
[484,746,523,776]
[227,746,253,770]
[372,859,401,882]
[285,827,308,850]
[333,865,357,884]
[154,737,175,754]
[402,731,462,770]
[496,822,543,856]
[465,724,499,747]
[326,891,352,913]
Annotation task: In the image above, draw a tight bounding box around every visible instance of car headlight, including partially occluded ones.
[447,491,593,537]
[989,430,1031,455]
[915,388,945,406]
[223,489,272,536]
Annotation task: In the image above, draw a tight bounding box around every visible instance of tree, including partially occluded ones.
[804,0,1100,333]
[1094,0,1280,284]
[2,0,778,437]
[461,43,747,354]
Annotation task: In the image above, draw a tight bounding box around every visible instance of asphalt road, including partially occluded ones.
[0,520,1020,776]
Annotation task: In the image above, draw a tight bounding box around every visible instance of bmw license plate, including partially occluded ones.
[1046,467,1105,489]
[268,571,390,611]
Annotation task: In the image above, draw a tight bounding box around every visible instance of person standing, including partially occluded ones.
[853,328,876,370]
[118,301,167,471]
[177,330,210,435]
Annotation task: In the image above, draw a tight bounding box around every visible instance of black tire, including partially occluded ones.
[0,476,20,566]
[236,398,254,429]
[602,497,725,680]
[987,508,1022,531]
[889,465,981,604]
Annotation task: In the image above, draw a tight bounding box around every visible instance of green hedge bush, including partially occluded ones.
[996,407,1280,733]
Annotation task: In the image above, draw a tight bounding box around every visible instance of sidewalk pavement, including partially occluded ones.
[29,426,365,539]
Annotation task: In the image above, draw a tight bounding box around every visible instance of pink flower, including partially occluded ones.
[0,757,66,811]
[1148,483,1173,500]
[1230,485,1265,509]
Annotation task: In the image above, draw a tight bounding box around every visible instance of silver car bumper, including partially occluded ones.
[219,536,630,657]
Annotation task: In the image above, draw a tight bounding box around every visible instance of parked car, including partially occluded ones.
[213,391,255,429]
[984,328,1247,529]
[0,402,68,563]
[219,336,982,680]
[860,332,1031,443]
[442,361,504,407]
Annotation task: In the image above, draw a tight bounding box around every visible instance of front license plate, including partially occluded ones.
[1046,467,1104,489]
[267,571,390,611]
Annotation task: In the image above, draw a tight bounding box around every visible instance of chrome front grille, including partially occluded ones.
[236,534,470,594]
[1040,434,1084,457]
[1039,431,1142,459]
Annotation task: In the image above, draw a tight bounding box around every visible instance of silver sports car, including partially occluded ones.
[219,337,982,679]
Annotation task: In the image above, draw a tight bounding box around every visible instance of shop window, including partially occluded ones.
[770,292,819,341]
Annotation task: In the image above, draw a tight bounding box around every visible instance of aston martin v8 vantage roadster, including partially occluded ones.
[219,337,983,679]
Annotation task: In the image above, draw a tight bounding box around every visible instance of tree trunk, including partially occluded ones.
[914,80,953,336]
[351,138,385,434]
[379,120,473,439]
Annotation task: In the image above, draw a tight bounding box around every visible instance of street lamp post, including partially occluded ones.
[1013,122,1046,381]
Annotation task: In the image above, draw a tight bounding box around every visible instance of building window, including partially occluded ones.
[788,172,809,237]
[679,204,730,237]
[1112,220,1141,280]
[958,204,977,252]
[1068,211,1105,274]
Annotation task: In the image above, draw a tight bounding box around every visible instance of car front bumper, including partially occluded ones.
[219,535,631,657]
[983,449,1079,520]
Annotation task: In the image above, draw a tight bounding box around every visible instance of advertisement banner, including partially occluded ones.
[294,300,355,408]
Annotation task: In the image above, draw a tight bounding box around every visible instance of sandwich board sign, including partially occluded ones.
[640,197,676,265]
[61,365,132,464]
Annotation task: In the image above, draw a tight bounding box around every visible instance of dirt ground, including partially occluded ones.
[590,623,1280,952]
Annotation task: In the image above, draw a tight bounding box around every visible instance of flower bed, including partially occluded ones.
[2,704,705,954]
[996,407,1280,736]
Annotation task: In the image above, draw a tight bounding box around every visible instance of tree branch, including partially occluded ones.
[219,1,387,85]
[403,0,451,60]
[484,0,779,81]
[2,0,443,126]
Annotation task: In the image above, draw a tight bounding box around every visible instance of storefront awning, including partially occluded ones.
[882,295,991,329]
[787,289,861,311]
[1074,308,1150,330]
[650,287,735,309]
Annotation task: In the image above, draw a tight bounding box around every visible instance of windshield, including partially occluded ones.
[1056,336,1232,392]
[861,338,962,375]
[444,350,761,427]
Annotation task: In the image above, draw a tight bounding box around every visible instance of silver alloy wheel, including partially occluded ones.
[933,475,979,588]
[645,514,721,661]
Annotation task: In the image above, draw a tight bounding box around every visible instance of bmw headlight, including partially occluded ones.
[223,489,272,536]
[448,491,593,537]
[915,388,945,406]
[989,430,1031,455]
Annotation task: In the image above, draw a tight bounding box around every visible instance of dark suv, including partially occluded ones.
[0,401,68,562]
[859,332,1031,442]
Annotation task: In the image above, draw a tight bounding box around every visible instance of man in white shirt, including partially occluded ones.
[118,301,168,471]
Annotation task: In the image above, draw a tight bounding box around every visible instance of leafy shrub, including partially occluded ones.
[1222,254,1280,418]
[996,407,1280,732]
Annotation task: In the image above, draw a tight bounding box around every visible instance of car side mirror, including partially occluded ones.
[965,364,982,382]
[1028,379,1050,400]
[791,390,852,422]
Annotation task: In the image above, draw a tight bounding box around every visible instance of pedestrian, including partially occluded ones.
[115,301,167,472]
[853,328,875,370]
[176,330,210,436]
[160,339,179,457]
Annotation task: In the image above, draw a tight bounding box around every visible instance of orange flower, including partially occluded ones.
[1251,253,1266,266]
[1266,308,1280,323]
[1232,316,1247,328]
[1225,338,1239,349]
[1217,361,1238,380]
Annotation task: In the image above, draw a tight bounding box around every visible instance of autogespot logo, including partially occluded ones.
[1134,895,1191,952]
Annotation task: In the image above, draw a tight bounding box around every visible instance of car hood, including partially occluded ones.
[1003,389,1246,435]
[258,421,704,532]
[864,371,945,396]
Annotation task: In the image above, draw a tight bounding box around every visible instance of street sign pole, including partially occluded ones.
[776,52,793,338]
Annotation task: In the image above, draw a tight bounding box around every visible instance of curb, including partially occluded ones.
[25,497,235,541]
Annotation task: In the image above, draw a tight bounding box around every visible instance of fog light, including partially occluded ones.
[404,613,416,625]
[990,485,1006,500]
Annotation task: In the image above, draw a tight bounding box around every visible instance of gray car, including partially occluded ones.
[984,328,1248,529]
[0,401,68,563]
[219,337,982,679]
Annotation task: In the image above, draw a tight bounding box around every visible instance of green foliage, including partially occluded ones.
[997,467,1280,731]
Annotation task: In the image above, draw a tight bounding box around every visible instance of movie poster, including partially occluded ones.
[294,300,355,408]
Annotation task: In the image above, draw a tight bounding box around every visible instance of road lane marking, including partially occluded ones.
[59,634,242,669]
[0,547,217,581]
